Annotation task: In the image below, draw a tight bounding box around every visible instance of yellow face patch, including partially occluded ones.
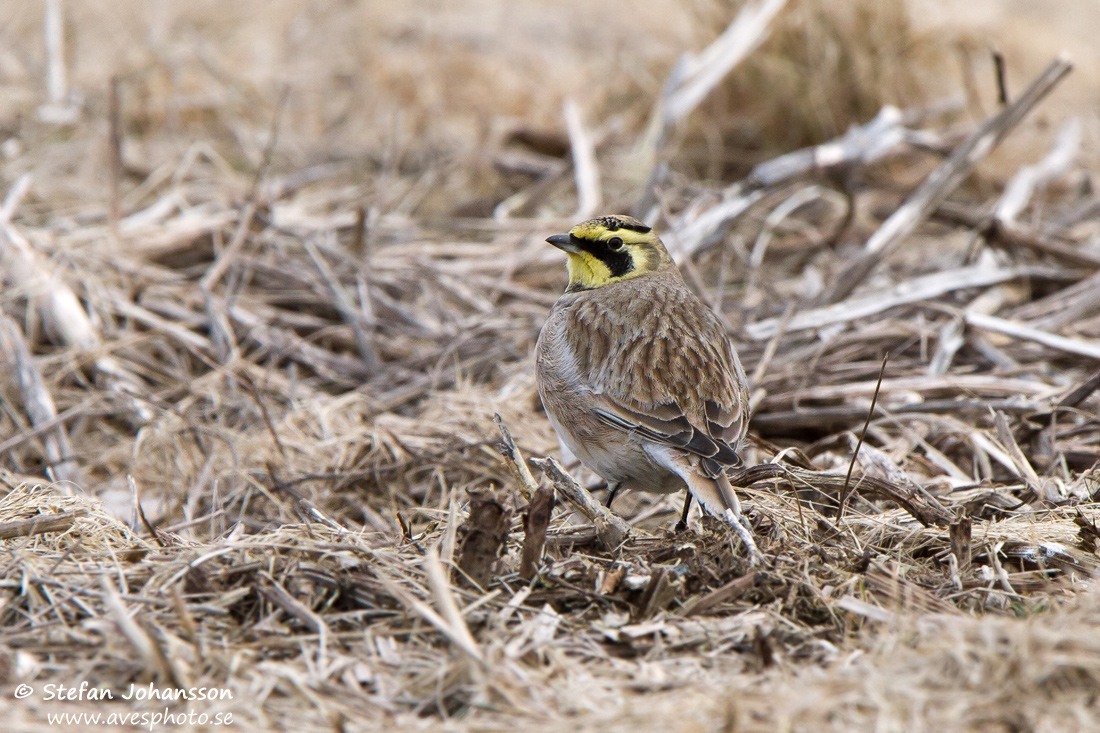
[565,251,614,289]
[565,244,649,290]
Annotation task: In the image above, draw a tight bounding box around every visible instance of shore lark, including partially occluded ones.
[535,214,759,560]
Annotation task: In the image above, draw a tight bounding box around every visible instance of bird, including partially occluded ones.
[534,214,760,561]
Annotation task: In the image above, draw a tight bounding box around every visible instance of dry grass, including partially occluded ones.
[2,1,1100,731]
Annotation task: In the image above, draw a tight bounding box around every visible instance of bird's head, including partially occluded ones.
[546,214,674,292]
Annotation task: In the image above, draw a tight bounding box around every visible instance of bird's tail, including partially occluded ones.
[645,442,757,524]
[681,468,742,520]
[675,459,761,563]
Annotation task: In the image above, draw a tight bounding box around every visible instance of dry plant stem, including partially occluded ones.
[746,263,1052,340]
[189,89,284,350]
[495,127,614,220]
[239,374,287,459]
[0,508,87,539]
[256,576,328,665]
[993,411,1042,494]
[100,576,184,687]
[2,212,100,354]
[640,0,788,165]
[728,464,953,527]
[519,483,554,581]
[992,48,1009,105]
[456,487,512,589]
[247,85,290,200]
[929,316,966,377]
[823,57,1073,304]
[751,302,795,385]
[749,185,836,268]
[1023,270,1100,332]
[303,237,380,372]
[351,205,367,256]
[669,189,767,259]
[226,301,370,383]
[855,442,922,491]
[564,99,601,219]
[493,414,539,501]
[0,399,94,456]
[965,311,1100,360]
[765,374,1053,403]
[751,398,1035,433]
[107,293,213,352]
[199,201,258,293]
[440,488,459,568]
[994,118,1081,225]
[930,283,1021,376]
[168,585,198,641]
[1058,366,1100,409]
[748,105,908,188]
[530,457,631,551]
[598,565,626,595]
[935,202,1100,269]
[950,518,973,571]
[672,104,933,259]
[128,474,164,546]
[679,572,756,617]
[840,354,889,518]
[835,595,896,624]
[0,314,81,485]
[662,0,788,123]
[1,179,149,417]
[43,0,66,105]
[633,566,676,621]
[378,557,486,667]
[989,541,1016,595]
[424,548,483,665]
[494,162,569,219]
[0,172,31,222]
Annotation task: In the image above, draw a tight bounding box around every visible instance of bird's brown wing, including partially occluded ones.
[565,274,750,471]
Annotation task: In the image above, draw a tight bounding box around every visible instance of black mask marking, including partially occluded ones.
[571,234,634,278]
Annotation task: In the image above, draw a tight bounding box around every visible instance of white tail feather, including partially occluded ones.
[645,446,761,563]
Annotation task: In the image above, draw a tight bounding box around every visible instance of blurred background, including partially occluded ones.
[2,0,1099,217]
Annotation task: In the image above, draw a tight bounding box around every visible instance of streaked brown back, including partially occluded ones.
[558,267,750,468]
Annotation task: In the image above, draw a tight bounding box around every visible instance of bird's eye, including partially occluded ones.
[608,237,624,250]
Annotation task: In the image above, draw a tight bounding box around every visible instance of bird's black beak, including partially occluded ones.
[546,233,581,254]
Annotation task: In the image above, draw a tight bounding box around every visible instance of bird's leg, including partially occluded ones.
[604,482,621,509]
[674,492,693,532]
